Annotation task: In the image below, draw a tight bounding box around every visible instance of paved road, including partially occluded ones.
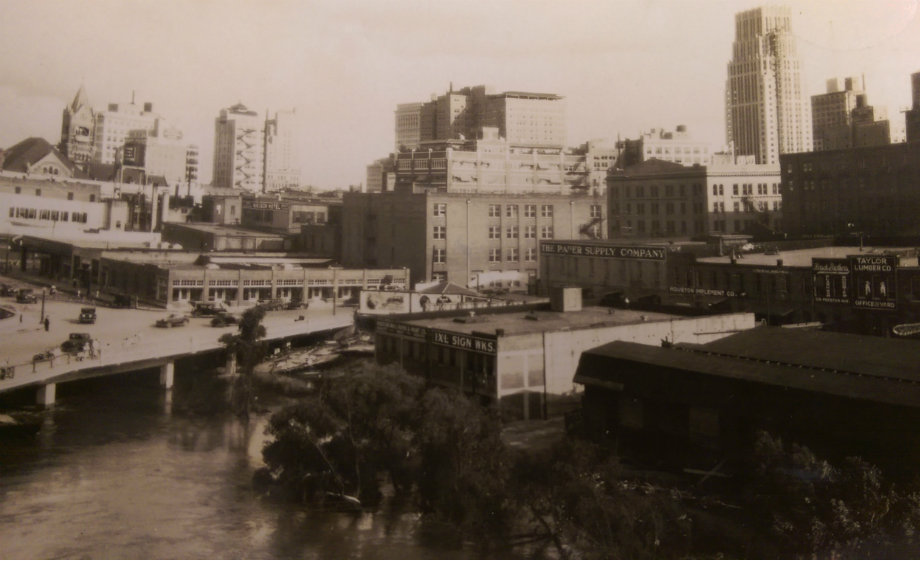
[0,277,355,392]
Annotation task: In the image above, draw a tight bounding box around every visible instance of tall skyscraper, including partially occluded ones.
[212,103,265,192]
[725,6,811,164]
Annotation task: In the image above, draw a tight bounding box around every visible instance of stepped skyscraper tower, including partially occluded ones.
[725,6,811,164]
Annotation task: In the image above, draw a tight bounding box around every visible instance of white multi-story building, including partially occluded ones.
[264,108,300,191]
[212,103,265,193]
[92,98,161,165]
[725,5,811,164]
[617,126,715,169]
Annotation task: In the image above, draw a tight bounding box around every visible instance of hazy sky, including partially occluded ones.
[0,0,918,189]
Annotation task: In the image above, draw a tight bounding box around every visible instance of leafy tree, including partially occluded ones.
[261,363,424,504]
[219,305,267,419]
[743,431,920,558]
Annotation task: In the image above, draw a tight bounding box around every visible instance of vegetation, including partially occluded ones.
[256,361,920,558]
[218,305,267,419]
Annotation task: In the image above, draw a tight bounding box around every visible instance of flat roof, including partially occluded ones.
[405,306,682,337]
[577,328,920,408]
[168,223,284,238]
[698,246,918,268]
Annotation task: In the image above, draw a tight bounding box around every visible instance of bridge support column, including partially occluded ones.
[36,383,56,407]
[226,353,237,377]
[159,361,174,389]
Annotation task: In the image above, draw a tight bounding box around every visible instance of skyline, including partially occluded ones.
[0,0,918,189]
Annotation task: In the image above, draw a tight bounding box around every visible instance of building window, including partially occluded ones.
[67,192,74,200]
[541,204,553,217]
[488,204,501,217]
[524,225,536,238]
[433,203,446,216]
[433,248,446,264]
[506,205,518,218]
[35,189,41,197]
[433,225,446,239]
[489,248,501,263]
[524,204,536,217]
[540,225,554,239]
[506,226,519,239]
[590,205,602,218]
[488,226,500,239]
[525,248,536,261]
[506,248,519,262]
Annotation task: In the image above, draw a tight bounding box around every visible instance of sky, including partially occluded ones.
[0,0,918,190]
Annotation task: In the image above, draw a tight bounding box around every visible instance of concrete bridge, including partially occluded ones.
[0,313,353,406]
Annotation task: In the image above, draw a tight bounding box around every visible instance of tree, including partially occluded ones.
[219,305,267,419]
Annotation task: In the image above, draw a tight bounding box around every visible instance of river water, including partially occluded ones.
[0,370,472,559]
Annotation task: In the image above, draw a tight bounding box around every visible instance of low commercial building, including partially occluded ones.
[161,222,289,252]
[241,194,340,235]
[575,328,920,469]
[98,250,409,308]
[374,292,755,420]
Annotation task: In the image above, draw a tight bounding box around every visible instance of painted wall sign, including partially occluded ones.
[376,319,427,340]
[540,242,666,260]
[812,258,851,304]
[850,254,898,310]
[429,329,497,354]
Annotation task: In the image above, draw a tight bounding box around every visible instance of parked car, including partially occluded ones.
[258,299,285,311]
[210,312,240,327]
[191,301,225,317]
[78,307,97,324]
[0,283,15,297]
[155,314,189,328]
[61,333,92,353]
[16,289,38,304]
[598,291,629,308]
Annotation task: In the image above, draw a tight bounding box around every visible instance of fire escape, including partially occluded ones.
[234,127,257,189]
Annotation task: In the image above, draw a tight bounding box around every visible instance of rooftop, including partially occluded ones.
[406,306,682,338]
[577,327,920,408]
[166,222,284,238]
[698,246,918,268]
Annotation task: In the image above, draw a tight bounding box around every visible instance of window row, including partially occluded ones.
[9,207,88,223]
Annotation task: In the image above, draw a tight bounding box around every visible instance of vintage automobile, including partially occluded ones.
[191,301,225,317]
[15,288,38,304]
[210,312,240,327]
[61,333,92,353]
[155,314,189,328]
[78,307,97,324]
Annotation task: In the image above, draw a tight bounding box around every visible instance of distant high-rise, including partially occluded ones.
[93,97,161,165]
[396,85,566,149]
[212,103,265,192]
[59,85,95,172]
[264,109,300,191]
[725,6,811,164]
[906,71,920,143]
[812,76,890,150]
